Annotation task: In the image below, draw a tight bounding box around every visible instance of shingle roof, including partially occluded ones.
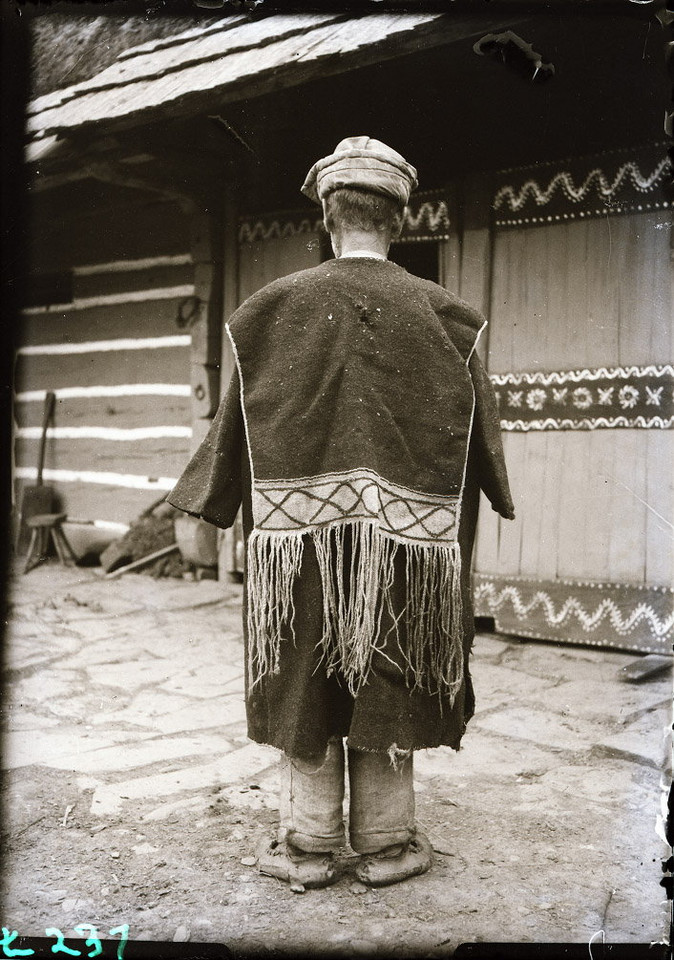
[26,12,496,146]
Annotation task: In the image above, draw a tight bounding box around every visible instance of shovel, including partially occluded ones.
[18,391,57,549]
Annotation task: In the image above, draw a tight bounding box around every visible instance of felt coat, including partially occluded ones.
[168,257,513,760]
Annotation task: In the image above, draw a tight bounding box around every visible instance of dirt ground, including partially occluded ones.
[1,565,671,957]
[3,761,666,957]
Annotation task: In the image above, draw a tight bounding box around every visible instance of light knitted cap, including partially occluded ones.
[301,135,418,205]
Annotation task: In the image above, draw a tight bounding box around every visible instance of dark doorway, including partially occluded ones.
[389,241,440,283]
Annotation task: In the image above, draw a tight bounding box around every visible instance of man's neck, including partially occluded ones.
[334,229,390,260]
[340,249,387,261]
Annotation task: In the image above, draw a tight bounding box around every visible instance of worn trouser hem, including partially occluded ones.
[350,826,415,855]
[286,827,346,854]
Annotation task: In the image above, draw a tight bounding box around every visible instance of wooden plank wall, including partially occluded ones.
[237,232,322,303]
[13,193,196,530]
[474,211,673,590]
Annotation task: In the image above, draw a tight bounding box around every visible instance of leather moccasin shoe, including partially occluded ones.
[257,837,338,889]
[355,831,434,887]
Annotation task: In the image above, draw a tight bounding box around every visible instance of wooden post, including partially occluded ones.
[459,172,495,364]
[436,182,461,295]
[220,183,240,396]
[189,201,225,452]
[219,181,241,582]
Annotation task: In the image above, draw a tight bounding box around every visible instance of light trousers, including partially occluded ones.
[279,738,415,855]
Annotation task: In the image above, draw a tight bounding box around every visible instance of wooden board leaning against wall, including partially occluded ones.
[472,144,673,654]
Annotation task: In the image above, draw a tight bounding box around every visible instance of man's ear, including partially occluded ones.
[391,206,406,241]
[321,198,332,234]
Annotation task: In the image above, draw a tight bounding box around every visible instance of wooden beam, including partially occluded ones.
[459,171,495,364]
[221,182,239,394]
[189,201,225,437]
[83,160,198,210]
[31,168,90,194]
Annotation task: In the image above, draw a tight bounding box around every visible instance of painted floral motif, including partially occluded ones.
[618,385,639,409]
[572,387,593,409]
[526,389,547,411]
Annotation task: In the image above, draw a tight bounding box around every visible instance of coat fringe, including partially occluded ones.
[246,522,464,703]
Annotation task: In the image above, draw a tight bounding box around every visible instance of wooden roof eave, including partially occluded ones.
[26,11,527,144]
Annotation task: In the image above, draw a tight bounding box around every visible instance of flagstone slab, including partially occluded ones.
[43,689,135,722]
[4,635,79,673]
[91,690,196,728]
[525,675,671,722]
[91,691,244,735]
[216,767,282,811]
[594,710,671,769]
[143,632,243,666]
[159,662,244,698]
[90,741,279,815]
[2,708,61,731]
[471,662,558,712]
[142,793,212,821]
[5,631,82,665]
[65,636,157,668]
[45,733,232,774]
[9,670,85,705]
[496,642,637,684]
[414,733,558,784]
[538,760,656,809]
[84,659,177,690]
[471,633,514,659]
[53,619,147,644]
[150,696,247,734]
[2,728,124,770]
[473,705,609,752]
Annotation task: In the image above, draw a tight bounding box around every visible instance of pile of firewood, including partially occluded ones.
[100,499,187,579]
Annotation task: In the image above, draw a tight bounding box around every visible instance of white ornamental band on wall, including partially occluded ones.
[238,196,453,245]
[494,158,670,212]
[493,151,671,226]
[473,579,674,643]
[491,364,673,430]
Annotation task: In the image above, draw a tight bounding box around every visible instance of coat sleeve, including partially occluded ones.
[166,368,244,529]
[468,352,515,520]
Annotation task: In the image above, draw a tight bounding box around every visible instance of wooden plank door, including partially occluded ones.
[472,147,673,653]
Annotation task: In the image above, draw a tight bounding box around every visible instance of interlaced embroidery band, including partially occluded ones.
[251,468,460,543]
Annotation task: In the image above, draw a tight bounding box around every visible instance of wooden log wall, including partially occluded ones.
[13,190,197,531]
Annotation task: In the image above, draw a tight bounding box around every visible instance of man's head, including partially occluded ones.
[302,136,417,257]
[322,188,405,254]
[302,136,417,205]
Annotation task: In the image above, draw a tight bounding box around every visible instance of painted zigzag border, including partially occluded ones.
[501,416,673,431]
[494,158,671,213]
[474,582,674,639]
[490,364,673,387]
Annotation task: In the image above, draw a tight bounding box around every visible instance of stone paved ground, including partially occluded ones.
[1,562,671,957]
